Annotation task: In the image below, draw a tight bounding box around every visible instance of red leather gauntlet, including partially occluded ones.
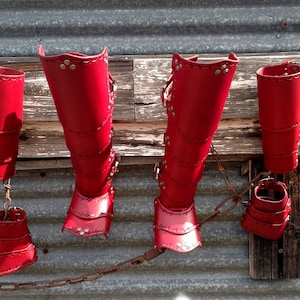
[257,62,300,173]
[241,178,291,240]
[154,53,239,252]
[0,67,24,180]
[39,46,118,237]
[0,208,37,276]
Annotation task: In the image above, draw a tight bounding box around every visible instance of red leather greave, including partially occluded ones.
[257,62,300,173]
[0,208,37,276]
[154,53,239,252]
[39,46,118,237]
[0,67,24,181]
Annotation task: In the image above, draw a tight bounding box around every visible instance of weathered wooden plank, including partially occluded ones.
[2,53,300,123]
[18,119,262,160]
[133,52,300,122]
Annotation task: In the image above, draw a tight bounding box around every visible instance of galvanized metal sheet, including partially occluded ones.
[0,1,299,56]
[0,163,299,299]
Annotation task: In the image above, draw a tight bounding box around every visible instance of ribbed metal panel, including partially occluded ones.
[0,162,300,299]
[0,0,299,56]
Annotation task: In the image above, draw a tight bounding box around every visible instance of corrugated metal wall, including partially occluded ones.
[0,1,300,299]
[2,162,300,299]
[0,0,299,56]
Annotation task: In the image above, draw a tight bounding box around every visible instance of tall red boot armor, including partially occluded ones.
[0,67,37,275]
[256,62,300,174]
[154,53,239,252]
[39,46,118,237]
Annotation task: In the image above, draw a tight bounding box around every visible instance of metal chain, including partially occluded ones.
[0,248,165,291]
[199,145,271,227]
[2,179,12,220]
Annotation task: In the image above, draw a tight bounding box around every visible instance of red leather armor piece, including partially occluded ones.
[241,178,291,240]
[0,67,24,181]
[251,179,289,212]
[39,46,118,237]
[63,187,114,237]
[155,52,239,252]
[257,62,300,173]
[153,198,201,252]
[0,208,37,276]
[241,213,289,240]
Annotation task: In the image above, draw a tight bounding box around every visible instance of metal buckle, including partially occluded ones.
[153,162,161,181]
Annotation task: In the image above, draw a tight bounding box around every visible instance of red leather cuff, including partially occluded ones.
[257,62,300,173]
[241,179,291,240]
[0,67,24,180]
[0,208,37,276]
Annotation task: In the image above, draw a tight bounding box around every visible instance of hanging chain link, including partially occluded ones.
[199,145,271,227]
[0,146,270,291]
[2,178,12,220]
[0,248,165,291]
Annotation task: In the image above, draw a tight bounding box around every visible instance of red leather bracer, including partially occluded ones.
[257,62,300,173]
[241,178,291,240]
[39,46,118,237]
[0,208,37,276]
[0,67,24,181]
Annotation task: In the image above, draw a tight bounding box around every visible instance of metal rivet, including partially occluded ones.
[174,59,178,64]
[221,64,227,70]
[215,69,221,75]
[175,64,182,71]
[64,59,70,65]
[76,227,82,231]
[70,64,76,70]
[84,228,89,233]
[223,68,229,74]
[60,64,66,70]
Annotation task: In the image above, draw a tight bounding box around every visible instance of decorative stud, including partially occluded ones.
[60,64,66,70]
[70,64,76,70]
[64,59,70,65]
